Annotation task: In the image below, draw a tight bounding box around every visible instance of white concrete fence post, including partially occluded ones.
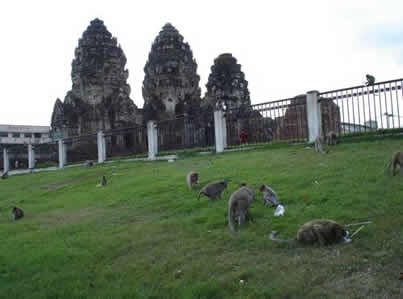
[147,121,158,160]
[3,148,9,173]
[214,108,225,153]
[28,144,35,169]
[222,112,227,149]
[97,131,106,163]
[58,139,66,168]
[306,90,322,143]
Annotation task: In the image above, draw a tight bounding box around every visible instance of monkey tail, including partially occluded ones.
[228,199,236,233]
[269,231,292,243]
[383,160,392,175]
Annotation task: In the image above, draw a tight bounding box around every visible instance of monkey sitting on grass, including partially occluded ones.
[385,151,403,176]
[12,206,24,220]
[270,219,351,246]
[314,131,338,154]
[228,183,255,232]
[186,171,200,190]
[259,184,280,207]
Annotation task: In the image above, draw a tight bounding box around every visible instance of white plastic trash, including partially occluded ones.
[274,204,285,216]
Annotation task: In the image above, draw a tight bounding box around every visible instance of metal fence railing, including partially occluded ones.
[319,78,403,135]
[225,97,308,146]
[64,134,98,164]
[157,112,215,152]
[104,125,148,159]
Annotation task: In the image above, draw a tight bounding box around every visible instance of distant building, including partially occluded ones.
[0,124,51,144]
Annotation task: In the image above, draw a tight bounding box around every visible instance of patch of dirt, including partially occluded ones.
[40,180,77,190]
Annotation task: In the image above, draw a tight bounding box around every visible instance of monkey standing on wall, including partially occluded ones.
[186,171,199,190]
[270,219,351,246]
[197,181,227,200]
[12,207,24,220]
[228,184,255,232]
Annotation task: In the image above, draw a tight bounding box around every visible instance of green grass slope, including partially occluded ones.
[1,138,403,298]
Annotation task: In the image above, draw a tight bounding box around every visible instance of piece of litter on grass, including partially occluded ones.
[274,204,285,216]
[239,280,245,284]
[305,146,311,149]
[314,180,319,185]
[168,159,175,163]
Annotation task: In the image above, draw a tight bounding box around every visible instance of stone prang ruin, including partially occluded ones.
[51,18,141,137]
[142,23,201,122]
[204,53,250,109]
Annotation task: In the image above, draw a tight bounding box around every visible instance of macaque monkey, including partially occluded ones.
[101,175,107,186]
[259,184,279,207]
[314,136,327,154]
[365,74,375,86]
[1,171,8,179]
[325,131,338,145]
[186,171,199,190]
[270,219,350,246]
[12,206,24,220]
[197,181,227,200]
[386,151,403,176]
[228,184,255,232]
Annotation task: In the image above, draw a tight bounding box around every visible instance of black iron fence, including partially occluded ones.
[225,97,308,146]
[64,134,98,164]
[35,142,59,168]
[104,125,148,159]
[156,112,215,152]
[319,78,403,135]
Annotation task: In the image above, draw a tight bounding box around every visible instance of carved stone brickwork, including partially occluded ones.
[142,23,201,122]
[51,18,141,137]
[204,53,250,110]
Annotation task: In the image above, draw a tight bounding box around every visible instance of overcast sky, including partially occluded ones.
[1,0,403,126]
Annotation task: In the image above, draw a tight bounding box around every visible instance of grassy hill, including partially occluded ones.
[1,137,403,298]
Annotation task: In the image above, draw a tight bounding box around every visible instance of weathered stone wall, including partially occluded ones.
[142,23,201,122]
[51,18,141,137]
[204,53,250,110]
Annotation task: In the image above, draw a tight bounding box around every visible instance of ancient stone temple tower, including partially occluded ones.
[204,53,250,109]
[51,18,141,136]
[142,23,201,121]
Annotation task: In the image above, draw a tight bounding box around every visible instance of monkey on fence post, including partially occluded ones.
[186,171,199,190]
[365,74,375,86]
[228,184,255,232]
[12,206,24,220]
[197,181,227,200]
[270,219,351,246]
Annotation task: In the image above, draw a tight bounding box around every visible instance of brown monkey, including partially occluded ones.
[1,171,8,179]
[270,219,350,246]
[197,181,227,200]
[228,185,255,232]
[259,184,279,207]
[386,151,403,176]
[12,206,24,220]
[186,171,199,190]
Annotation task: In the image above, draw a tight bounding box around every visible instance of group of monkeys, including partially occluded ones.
[187,171,352,246]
